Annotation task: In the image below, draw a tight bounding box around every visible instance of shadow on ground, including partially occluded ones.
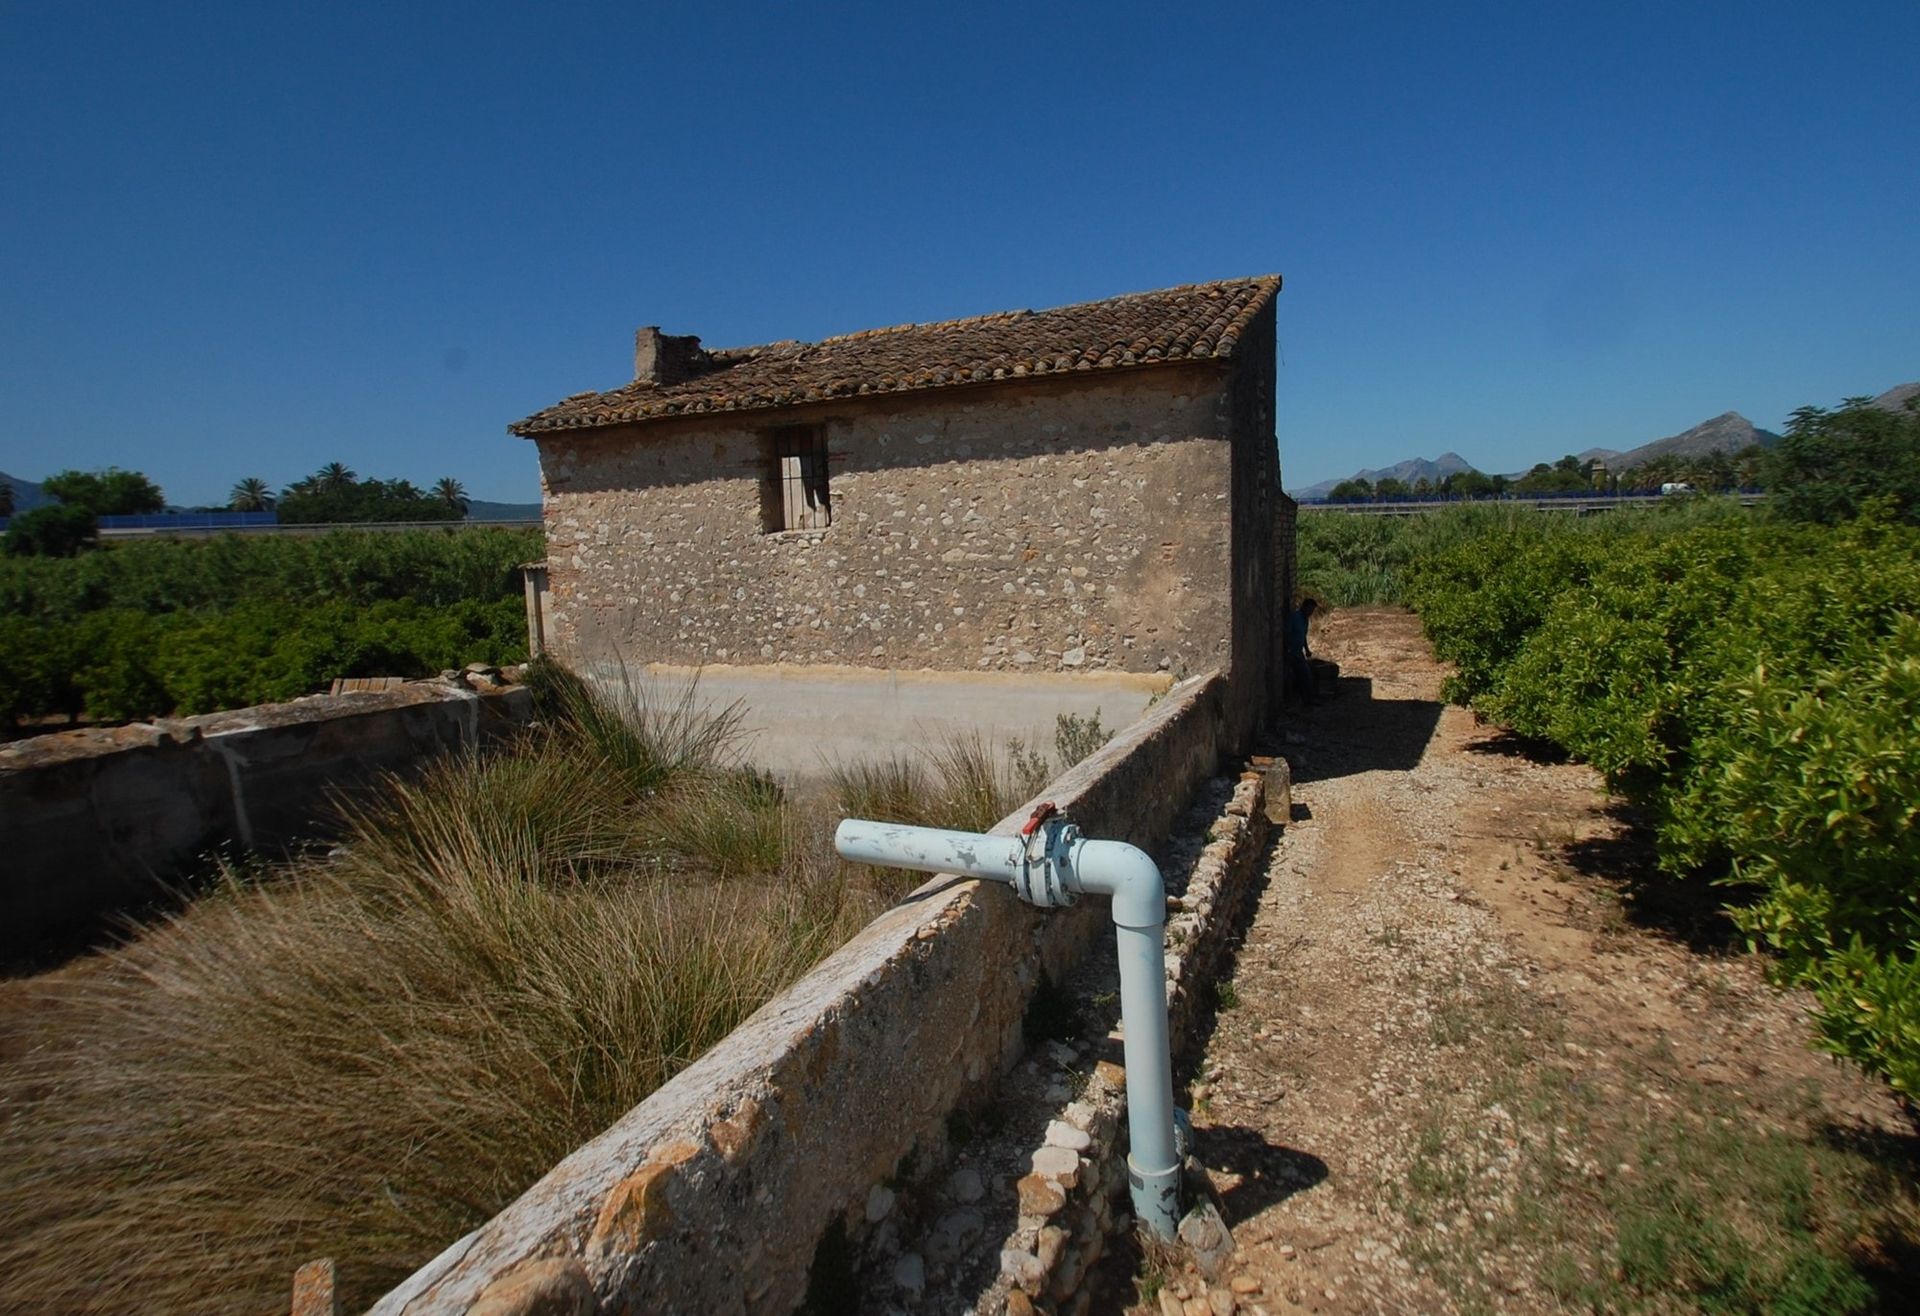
[1276,676,1444,785]
[1193,1124,1330,1224]
[1461,727,1570,764]
[1823,1123,1920,1303]
[1557,801,1744,953]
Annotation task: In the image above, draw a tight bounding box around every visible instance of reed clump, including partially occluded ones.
[0,661,908,1313]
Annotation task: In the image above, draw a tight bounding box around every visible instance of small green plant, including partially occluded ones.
[1005,735,1052,798]
[1054,709,1113,766]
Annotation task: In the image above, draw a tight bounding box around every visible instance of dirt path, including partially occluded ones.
[1124,606,1914,1315]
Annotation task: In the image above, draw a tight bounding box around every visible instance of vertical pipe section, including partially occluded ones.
[1069,838,1181,1236]
[831,818,1184,1238]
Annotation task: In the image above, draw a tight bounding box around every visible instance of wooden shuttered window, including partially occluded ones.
[767,426,831,532]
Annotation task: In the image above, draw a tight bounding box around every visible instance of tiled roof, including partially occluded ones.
[510,275,1280,435]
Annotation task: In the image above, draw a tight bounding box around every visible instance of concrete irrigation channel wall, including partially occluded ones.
[367,670,1237,1316]
[0,678,533,961]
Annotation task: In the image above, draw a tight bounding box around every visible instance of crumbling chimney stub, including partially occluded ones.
[633,327,710,386]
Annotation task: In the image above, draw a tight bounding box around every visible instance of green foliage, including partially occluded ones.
[1408,507,1920,1093]
[1053,709,1113,765]
[0,525,541,621]
[1701,612,1920,1095]
[0,528,542,724]
[1321,469,1505,504]
[275,464,463,524]
[431,477,469,516]
[1294,500,1702,607]
[3,504,99,558]
[1758,397,1920,526]
[1513,454,1604,495]
[1765,397,1920,525]
[40,467,165,516]
[228,477,273,511]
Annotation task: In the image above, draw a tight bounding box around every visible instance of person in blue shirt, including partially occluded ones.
[1284,597,1318,704]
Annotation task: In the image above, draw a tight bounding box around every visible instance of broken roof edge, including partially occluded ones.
[508,274,1281,438]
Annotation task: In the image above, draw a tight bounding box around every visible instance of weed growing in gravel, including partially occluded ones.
[1388,962,1920,1313]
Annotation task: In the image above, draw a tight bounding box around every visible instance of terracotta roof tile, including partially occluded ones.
[510,275,1280,436]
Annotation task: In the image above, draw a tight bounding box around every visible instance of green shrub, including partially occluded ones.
[2,504,98,558]
[1053,710,1113,765]
[1703,614,1920,1096]
[0,529,540,725]
[1407,506,1920,1093]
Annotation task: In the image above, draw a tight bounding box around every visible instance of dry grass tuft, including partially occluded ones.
[827,729,1041,836]
[0,661,882,1313]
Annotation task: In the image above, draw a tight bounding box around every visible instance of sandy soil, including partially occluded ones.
[1118,606,1912,1316]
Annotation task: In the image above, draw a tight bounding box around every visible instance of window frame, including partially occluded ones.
[761,425,832,533]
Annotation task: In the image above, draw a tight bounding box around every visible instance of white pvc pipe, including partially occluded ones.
[833,817,1183,1238]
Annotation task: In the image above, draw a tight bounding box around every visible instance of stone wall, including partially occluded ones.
[964,765,1277,1315]
[1224,299,1281,745]
[368,670,1231,1316]
[1273,492,1299,701]
[533,365,1243,683]
[0,678,532,960]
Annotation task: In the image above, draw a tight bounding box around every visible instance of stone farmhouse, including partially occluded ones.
[511,276,1294,761]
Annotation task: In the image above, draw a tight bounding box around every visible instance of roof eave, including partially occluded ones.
[506,351,1242,439]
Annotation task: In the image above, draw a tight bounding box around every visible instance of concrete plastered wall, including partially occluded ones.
[371,670,1228,1316]
[590,662,1173,782]
[0,682,532,958]
[533,366,1238,682]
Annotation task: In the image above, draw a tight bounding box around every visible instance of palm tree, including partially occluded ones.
[228,477,274,512]
[433,477,470,517]
[316,462,357,491]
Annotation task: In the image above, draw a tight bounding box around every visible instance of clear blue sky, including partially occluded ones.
[3,1,1916,504]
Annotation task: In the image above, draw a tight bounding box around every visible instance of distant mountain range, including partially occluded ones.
[1290,382,1918,499]
[0,471,51,513]
[1871,381,1919,413]
[466,499,542,521]
[1574,411,1780,473]
[1289,453,1478,501]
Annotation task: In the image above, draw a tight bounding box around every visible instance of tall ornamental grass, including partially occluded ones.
[0,662,994,1313]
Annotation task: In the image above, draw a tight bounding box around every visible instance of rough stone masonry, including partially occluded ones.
[511,277,1291,749]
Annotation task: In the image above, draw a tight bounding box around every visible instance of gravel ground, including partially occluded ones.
[1108,606,1913,1316]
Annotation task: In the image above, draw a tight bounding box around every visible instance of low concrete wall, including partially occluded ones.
[371,670,1229,1316]
[590,662,1173,780]
[0,680,533,960]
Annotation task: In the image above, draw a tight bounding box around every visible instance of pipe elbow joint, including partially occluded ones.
[1072,838,1165,930]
